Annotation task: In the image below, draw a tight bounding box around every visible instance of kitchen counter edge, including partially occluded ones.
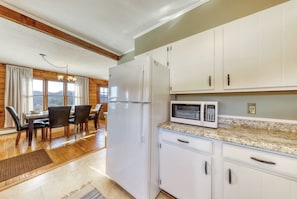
[159,121,297,157]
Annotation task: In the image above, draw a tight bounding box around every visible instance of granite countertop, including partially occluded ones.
[159,121,297,156]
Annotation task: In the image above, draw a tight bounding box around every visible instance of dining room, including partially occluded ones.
[0,63,108,131]
[0,62,110,188]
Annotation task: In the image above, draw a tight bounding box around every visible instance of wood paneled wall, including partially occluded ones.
[0,64,5,129]
[89,78,108,108]
[0,65,108,129]
[33,68,62,79]
[89,78,108,120]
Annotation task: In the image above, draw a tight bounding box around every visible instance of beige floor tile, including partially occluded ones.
[0,149,172,199]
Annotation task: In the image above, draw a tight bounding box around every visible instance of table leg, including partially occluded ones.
[28,119,34,146]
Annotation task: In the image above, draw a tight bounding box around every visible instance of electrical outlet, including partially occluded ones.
[248,103,256,114]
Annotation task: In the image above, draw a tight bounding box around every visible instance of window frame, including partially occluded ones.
[99,86,108,103]
[33,78,78,110]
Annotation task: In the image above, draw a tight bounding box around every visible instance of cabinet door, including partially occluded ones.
[224,162,261,199]
[147,45,170,67]
[170,29,215,92]
[224,162,297,199]
[223,5,283,90]
[283,0,297,86]
[223,14,259,90]
[160,142,211,199]
[258,5,282,87]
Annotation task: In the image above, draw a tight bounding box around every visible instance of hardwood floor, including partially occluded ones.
[0,120,106,191]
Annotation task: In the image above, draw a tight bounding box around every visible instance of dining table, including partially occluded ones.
[24,108,97,146]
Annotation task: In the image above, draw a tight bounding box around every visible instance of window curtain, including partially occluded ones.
[4,65,33,127]
[74,76,89,105]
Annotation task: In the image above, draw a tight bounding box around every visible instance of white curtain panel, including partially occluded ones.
[4,65,33,127]
[74,76,89,105]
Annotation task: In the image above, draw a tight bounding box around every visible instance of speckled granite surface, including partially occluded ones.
[159,121,297,156]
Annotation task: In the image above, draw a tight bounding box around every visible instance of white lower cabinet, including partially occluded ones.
[224,162,297,199]
[159,129,212,199]
[223,144,297,199]
[159,129,297,199]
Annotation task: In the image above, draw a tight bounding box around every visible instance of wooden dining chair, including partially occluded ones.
[6,106,45,145]
[69,105,92,137]
[45,106,72,142]
[88,104,102,130]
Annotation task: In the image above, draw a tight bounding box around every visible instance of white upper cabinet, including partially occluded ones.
[283,0,297,87]
[223,14,259,90]
[258,5,283,87]
[146,1,297,93]
[146,45,171,68]
[223,5,282,90]
[170,29,215,93]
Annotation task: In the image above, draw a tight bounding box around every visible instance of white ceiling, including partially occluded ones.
[0,0,206,80]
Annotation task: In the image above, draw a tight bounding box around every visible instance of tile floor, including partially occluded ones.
[0,149,172,199]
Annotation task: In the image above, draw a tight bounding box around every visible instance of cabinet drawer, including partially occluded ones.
[223,143,297,178]
[160,130,212,153]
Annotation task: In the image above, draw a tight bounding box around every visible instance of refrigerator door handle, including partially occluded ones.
[140,104,145,143]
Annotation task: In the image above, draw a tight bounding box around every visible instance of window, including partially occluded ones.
[33,78,83,109]
[33,79,44,111]
[67,82,75,106]
[48,81,64,107]
[100,87,108,103]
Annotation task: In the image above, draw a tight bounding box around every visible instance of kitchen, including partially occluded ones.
[0,0,297,199]
[108,0,297,198]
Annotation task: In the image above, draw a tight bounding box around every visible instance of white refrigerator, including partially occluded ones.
[106,55,170,199]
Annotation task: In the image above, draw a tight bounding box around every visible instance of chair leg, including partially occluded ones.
[80,123,83,132]
[66,125,70,137]
[63,127,67,137]
[49,128,52,142]
[94,119,97,130]
[75,124,78,138]
[34,129,37,138]
[41,128,44,140]
[94,119,100,130]
[42,128,45,140]
[85,122,89,133]
[15,131,22,145]
[45,128,48,140]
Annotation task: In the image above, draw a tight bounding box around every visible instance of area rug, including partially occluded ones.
[62,182,106,199]
[0,149,53,182]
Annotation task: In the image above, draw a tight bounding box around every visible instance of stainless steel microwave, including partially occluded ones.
[170,101,218,128]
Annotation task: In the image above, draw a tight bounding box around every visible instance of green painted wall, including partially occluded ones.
[175,92,297,120]
[118,51,135,64]
[134,0,288,55]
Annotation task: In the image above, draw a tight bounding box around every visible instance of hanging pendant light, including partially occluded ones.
[40,53,76,82]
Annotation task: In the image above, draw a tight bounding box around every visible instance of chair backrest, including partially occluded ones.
[48,106,72,128]
[6,106,22,131]
[73,105,92,124]
[94,104,102,121]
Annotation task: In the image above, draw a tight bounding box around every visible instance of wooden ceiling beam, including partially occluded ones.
[0,5,120,61]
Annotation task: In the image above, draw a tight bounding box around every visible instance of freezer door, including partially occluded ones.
[106,102,150,199]
[109,59,151,102]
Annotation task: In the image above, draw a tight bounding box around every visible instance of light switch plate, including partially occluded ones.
[248,103,256,114]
